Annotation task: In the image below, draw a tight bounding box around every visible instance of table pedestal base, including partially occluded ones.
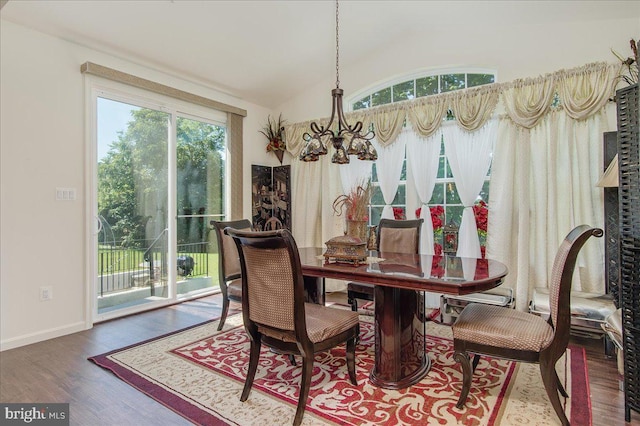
[370,286,428,389]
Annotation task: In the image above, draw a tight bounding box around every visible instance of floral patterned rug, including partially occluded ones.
[89,313,590,426]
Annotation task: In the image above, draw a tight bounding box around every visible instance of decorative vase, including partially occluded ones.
[346,219,368,241]
[274,149,284,165]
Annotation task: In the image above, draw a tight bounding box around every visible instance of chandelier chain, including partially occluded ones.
[300,0,377,163]
[335,0,340,89]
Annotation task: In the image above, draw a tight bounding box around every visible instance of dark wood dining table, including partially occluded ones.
[298,247,509,390]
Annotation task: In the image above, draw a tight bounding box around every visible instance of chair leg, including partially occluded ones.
[348,292,358,312]
[555,370,568,398]
[240,338,261,402]
[293,355,314,426]
[539,358,570,426]
[346,336,357,385]
[454,350,473,409]
[288,354,297,366]
[217,297,230,331]
[471,353,481,373]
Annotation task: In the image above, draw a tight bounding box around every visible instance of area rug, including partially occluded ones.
[89,313,591,426]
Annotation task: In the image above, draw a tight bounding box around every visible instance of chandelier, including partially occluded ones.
[300,0,377,164]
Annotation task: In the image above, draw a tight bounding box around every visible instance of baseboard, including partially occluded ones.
[0,321,90,352]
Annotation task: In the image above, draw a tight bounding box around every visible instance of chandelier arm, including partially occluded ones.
[359,130,376,141]
[344,120,363,134]
[309,121,327,135]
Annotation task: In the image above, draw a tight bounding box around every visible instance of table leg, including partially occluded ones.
[370,286,429,389]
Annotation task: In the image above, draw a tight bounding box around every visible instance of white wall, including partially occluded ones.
[0,20,274,350]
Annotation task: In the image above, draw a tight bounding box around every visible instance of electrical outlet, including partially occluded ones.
[40,286,53,301]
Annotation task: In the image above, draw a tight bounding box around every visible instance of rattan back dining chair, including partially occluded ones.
[347,218,423,311]
[452,225,602,426]
[210,219,252,331]
[227,228,359,426]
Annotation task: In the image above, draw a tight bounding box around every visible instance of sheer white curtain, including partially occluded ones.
[407,129,443,308]
[372,134,407,219]
[443,120,496,258]
[406,129,441,255]
[339,158,373,194]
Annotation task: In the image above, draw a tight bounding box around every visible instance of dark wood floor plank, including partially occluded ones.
[1,293,638,425]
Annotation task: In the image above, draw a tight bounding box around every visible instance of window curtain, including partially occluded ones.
[284,61,617,306]
[406,129,441,255]
[443,120,496,258]
[289,159,323,247]
[287,125,359,292]
[488,62,617,311]
[361,106,406,147]
[373,134,407,219]
[227,112,244,220]
[286,121,345,247]
[339,158,373,195]
[406,128,442,308]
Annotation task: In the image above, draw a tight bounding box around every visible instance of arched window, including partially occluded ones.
[351,69,495,255]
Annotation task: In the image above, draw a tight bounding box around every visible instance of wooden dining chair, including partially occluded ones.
[347,218,423,312]
[227,228,359,426]
[452,225,603,426]
[263,216,283,230]
[210,219,253,331]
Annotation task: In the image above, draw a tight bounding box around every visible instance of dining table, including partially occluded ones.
[298,247,509,390]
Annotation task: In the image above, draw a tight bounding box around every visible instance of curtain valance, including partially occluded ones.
[407,95,449,138]
[501,76,556,129]
[450,85,500,131]
[284,61,618,149]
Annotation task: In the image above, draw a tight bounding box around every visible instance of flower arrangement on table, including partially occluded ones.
[259,114,287,163]
[333,181,372,240]
[333,181,371,221]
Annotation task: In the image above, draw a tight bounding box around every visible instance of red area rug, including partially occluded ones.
[89,313,591,425]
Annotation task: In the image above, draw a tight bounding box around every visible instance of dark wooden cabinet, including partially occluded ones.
[616,83,640,422]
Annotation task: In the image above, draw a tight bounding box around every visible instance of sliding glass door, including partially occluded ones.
[92,88,227,320]
[175,115,226,298]
[96,97,170,316]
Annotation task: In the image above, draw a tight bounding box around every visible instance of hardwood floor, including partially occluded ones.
[0,292,637,425]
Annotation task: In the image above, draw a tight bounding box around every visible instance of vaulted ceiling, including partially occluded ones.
[1,1,637,108]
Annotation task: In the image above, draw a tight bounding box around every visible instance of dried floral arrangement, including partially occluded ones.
[332,180,372,221]
[612,38,639,86]
[259,114,287,152]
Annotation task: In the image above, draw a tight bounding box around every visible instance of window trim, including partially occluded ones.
[347,67,498,111]
[81,62,246,117]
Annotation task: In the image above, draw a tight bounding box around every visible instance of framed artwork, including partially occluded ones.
[251,164,291,231]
